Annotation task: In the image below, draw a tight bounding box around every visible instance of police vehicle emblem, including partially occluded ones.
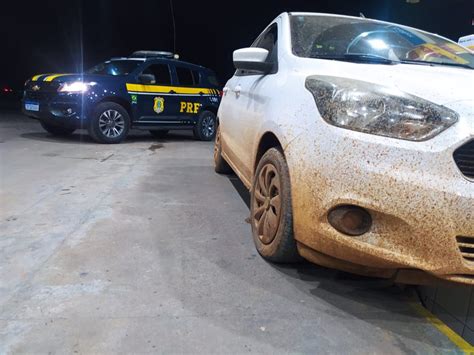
[32,85,40,91]
[153,97,164,114]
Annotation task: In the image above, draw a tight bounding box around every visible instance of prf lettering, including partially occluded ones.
[180,102,201,114]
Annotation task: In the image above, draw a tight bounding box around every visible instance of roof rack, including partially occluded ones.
[130,51,178,59]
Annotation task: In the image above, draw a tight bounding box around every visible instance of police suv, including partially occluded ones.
[22,51,221,143]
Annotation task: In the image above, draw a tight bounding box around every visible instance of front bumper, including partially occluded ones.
[286,124,474,285]
[22,93,89,129]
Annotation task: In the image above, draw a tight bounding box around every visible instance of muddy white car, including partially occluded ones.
[214,13,474,285]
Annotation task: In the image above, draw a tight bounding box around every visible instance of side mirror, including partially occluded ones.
[138,74,156,84]
[233,48,273,74]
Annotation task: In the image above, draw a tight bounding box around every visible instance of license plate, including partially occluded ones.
[25,101,39,112]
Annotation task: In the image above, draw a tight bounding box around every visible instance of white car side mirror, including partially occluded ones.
[233,48,273,73]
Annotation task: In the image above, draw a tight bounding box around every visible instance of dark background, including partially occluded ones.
[1,0,473,88]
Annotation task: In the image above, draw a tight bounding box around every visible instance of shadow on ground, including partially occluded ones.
[20,130,199,145]
[220,172,440,348]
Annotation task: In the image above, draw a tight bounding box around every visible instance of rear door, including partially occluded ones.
[174,66,207,120]
[130,63,181,122]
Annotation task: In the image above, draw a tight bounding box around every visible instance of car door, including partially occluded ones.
[133,62,181,123]
[223,24,279,182]
[174,66,206,121]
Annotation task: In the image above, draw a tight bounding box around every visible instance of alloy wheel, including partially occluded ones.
[98,109,125,138]
[201,114,216,138]
[252,163,282,244]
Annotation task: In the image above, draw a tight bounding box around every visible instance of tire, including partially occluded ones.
[214,125,232,174]
[40,121,75,136]
[88,102,130,144]
[193,110,216,141]
[149,130,169,138]
[250,148,299,263]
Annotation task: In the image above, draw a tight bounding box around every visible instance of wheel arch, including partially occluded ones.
[253,131,284,173]
[95,96,133,119]
[201,105,218,116]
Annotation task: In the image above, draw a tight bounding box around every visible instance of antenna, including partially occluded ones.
[359,12,366,18]
[170,0,176,53]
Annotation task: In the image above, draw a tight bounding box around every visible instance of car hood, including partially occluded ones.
[29,73,116,83]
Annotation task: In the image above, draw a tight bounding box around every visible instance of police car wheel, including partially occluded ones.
[194,110,216,141]
[89,102,130,144]
[149,130,169,138]
[40,121,75,136]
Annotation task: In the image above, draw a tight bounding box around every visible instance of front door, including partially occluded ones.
[223,23,279,181]
[129,63,181,123]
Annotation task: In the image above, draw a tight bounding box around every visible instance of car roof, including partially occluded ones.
[109,57,211,72]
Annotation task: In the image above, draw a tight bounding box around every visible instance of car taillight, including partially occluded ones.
[219,90,223,97]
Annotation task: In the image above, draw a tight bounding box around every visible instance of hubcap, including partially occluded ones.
[98,110,125,138]
[201,114,215,138]
[252,163,282,245]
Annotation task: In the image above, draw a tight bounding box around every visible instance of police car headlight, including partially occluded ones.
[58,81,95,93]
[305,75,458,141]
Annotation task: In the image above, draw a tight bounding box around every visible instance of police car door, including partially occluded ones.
[174,66,205,121]
[133,63,180,122]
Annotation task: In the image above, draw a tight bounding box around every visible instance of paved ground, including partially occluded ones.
[0,111,461,353]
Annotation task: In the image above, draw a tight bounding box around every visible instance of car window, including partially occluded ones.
[290,15,474,69]
[235,23,279,76]
[87,60,142,76]
[141,64,172,85]
[207,73,220,86]
[176,67,195,86]
[192,70,201,85]
[252,24,278,64]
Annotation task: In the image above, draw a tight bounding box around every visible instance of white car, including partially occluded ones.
[214,12,474,285]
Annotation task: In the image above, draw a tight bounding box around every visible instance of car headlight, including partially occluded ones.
[58,81,95,93]
[305,75,458,141]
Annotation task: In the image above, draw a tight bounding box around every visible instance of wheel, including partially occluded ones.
[40,121,75,136]
[250,148,299,263]
[149,129,169,138]
[193,110,216,141]
[88,102,130,144]
[214,125,232,174]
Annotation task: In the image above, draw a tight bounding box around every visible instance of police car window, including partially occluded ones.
[87,60,141,76]
[176,67,195,86]
[142,64,171,85]
[207,73,220,86]
[192,70,201,85]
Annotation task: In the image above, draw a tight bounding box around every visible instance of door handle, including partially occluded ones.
[199,91,204,96]
[234,85,241,97]
[169,90,176,94]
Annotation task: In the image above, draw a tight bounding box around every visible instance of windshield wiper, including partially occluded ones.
[312,53,396,65]
[398,59,473,70]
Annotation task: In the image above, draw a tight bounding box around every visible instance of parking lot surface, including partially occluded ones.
[0,112,461,353]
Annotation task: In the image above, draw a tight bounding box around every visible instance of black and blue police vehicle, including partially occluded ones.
[22,51,222,143]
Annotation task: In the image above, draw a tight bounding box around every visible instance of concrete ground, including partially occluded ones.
[0,111,462,353]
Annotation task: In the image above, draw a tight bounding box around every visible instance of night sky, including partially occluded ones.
[2,0,473,87]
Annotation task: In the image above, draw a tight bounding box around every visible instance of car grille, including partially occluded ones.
[456,236,474,262]
[454,140,474,179]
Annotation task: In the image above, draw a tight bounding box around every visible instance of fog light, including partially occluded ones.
[328,205,372,236]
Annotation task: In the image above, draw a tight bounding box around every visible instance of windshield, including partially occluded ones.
[86,60,142,76]
[290,15,474,69]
